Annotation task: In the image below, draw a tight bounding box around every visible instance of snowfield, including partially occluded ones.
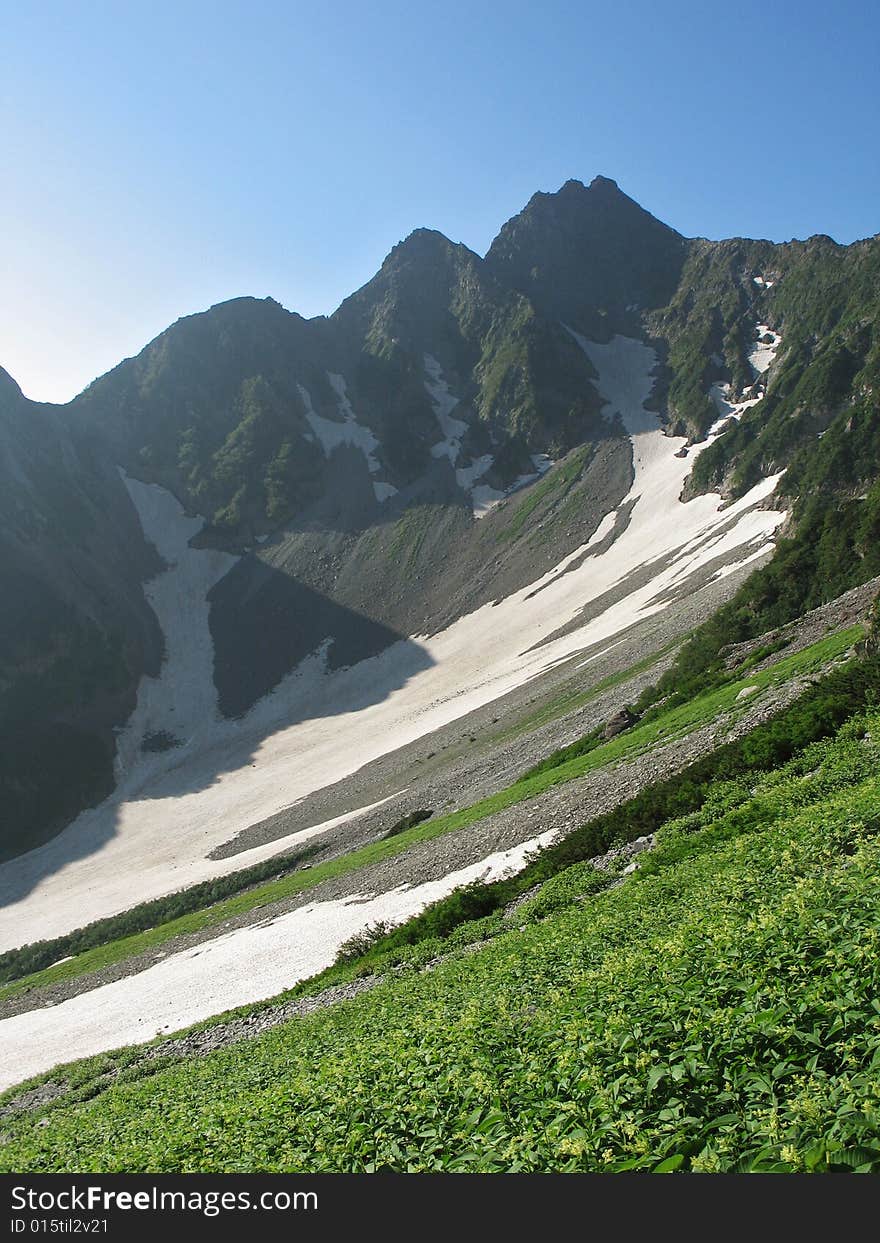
[0,334,788,1086]
[112,474,237,783]
[0,829,556,1092]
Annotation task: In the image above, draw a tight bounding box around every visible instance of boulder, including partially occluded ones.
[736,684,759,701]
[603,707,637,739]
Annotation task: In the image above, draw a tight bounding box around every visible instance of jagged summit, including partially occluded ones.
[359,228,483,296]
[506,173,655,216]
[559,173,622,195]
[336,227,483,319]
[388,226,463,255]
[205,294,288,313]
[333,225,492,356]
[484,174,686,331]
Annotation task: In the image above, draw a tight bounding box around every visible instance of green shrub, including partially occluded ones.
[515,862,609,922]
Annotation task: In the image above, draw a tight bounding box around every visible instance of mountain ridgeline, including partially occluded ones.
[2,176,878,858]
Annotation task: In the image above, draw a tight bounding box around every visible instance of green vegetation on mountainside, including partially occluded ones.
[688,235,880,500]
[630,235,880,720]
[3,706,879,1173]
[488,640,679,743]
[650,237,780,438]
[496,443,594,540]
[335,228,607,458]
[639,509,880,718]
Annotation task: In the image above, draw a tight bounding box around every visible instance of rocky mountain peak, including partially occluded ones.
[484,175,687,332]
[588,174,620,190]
[558,173,623,197]
[372,228,481,286]
[332,227,488,352]
[391,226,459,254]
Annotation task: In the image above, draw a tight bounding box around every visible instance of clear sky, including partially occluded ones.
[3,0,878,403]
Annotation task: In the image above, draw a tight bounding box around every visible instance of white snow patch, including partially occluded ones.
[584,509,618,548]
[468,452,555,519]
[576,636,628,669]
[0,826,556,1091]
[372,481,399,503]
[707,381,763,436]
[471,483,506,518]
[424,354,468,464]
[425,354,534,519]
[705,323,782,437]
[112,474,238,783]
[748,325,781,377]
[709,540,777,583]
[298,379,381,474]
[455,454,494,491]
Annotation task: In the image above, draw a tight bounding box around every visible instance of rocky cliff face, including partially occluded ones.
[485,176,687,336]
[0,370,162,858]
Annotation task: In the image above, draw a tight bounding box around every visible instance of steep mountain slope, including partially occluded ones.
[482,179,880,708]
[63,236,626,721]
[72,296,341,541]
[1,232,631,854]
[1,174,878,889]
[639,232,880,705]
[0,370,162,860]
[332,226,608,455]
[72,235,609,545]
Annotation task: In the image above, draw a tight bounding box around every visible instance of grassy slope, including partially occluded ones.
[489,638,681,745]
[3,713,879,1172]
[0,625,859,1004]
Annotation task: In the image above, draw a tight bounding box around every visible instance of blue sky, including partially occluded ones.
[3,0,878,402]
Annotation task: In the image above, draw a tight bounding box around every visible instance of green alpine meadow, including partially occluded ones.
[2,705,879,1172]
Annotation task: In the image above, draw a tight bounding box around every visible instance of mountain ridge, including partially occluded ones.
[1,175,878,865]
